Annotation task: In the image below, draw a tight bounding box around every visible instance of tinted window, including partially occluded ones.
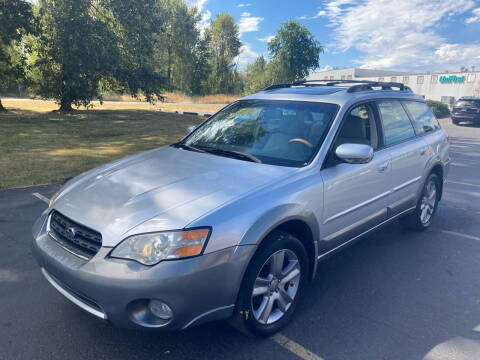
[377,100,415,145]
[184,100,339,167]
[403,101,440,134]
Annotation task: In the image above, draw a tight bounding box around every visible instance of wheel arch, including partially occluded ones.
[239,204,320,282]
[430,163,444,200]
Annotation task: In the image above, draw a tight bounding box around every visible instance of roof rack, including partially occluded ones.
[263,79,412,93]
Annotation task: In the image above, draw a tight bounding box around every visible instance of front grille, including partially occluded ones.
[48,211,102,260]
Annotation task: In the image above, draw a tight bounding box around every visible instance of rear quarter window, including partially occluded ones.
[403,101,440,135]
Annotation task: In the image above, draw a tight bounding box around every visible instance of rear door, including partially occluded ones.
[375,99,428,217]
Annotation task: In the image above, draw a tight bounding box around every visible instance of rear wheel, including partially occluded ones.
[400,173,440,231]
[452,117,460,125]
[230,231,308,337]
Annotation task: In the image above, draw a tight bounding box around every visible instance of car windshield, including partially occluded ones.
[455,100,480,107]
[182,100,339,167]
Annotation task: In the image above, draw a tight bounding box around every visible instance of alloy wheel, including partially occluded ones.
[420,178,437,225]
[251,249,301,325]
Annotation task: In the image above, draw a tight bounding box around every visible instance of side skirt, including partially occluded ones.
[316,206,416,262]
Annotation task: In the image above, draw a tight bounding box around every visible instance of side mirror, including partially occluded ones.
[335,143,374,164]
[186,125,197,135]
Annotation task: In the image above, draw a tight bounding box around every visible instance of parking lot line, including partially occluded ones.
[446,180,480,187]
[270,333,325,360]
[32,192,50,204]
[440,230,480,242]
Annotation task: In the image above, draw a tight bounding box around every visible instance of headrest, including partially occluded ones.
[339,115,366,138]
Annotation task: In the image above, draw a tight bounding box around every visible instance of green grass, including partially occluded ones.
[0,109,202,189]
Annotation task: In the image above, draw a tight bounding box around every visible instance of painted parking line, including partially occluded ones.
[32,192,50,205]
[440,230,480,242]
[271,333,325,360]
[446,180,480,187]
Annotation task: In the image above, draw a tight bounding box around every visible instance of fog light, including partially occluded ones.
[148,300,173,320]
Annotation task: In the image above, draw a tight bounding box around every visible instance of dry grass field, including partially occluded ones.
[0,101,205,189]
[102,92,238,104]
[2,98,225,114]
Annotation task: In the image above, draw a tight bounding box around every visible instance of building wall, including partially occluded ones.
[307,68,480,103]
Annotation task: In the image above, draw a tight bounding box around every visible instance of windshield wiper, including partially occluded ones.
[172,142,206,153]
[197,146,262,163]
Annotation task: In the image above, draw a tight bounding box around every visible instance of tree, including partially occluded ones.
[156,0,203,92]
[243,55,270,94]
[267,20,323,83]
[30,0,167,112]
[107,0,166,103]
[0,0,34,111]
[206,13,242,94]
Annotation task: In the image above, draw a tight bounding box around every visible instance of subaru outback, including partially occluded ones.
[32,80,450,336]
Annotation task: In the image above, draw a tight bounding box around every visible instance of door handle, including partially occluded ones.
[378,161,389,172]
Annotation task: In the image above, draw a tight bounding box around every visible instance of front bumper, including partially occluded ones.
[32,219,256,330]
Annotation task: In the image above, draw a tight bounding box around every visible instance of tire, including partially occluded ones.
[229,230,308,337]
[452,117,459,125]
[400,173,440,231]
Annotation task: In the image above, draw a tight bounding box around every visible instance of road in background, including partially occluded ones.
[1,118,479,360]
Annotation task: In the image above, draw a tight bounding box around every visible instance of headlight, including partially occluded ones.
[110,228,211,265]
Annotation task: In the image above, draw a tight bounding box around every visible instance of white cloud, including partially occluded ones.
[186,0,208,12]
[237,3,252,7]
[466,7,480,23]
[235,44,259,67]
[199,9,211,33]
[258,35,275,43]
[298,9,327,20]
[321,0,479,71]
[238,12,264,36]
[186,0,210,34]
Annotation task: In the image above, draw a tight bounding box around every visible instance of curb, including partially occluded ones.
[173,110,212,118]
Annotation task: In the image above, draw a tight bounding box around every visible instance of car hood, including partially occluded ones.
[52,146,296,247]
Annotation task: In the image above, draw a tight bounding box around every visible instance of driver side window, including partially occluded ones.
[325,103,378,168]
[335,104,378,149]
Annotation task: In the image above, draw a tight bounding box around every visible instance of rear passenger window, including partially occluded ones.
[377,100,415,145]
[403,101,440,134]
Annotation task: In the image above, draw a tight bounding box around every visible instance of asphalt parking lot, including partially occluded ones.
[1,118,480,360]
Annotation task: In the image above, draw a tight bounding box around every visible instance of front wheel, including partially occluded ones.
[400,173,440,231]
[230,231,308,337]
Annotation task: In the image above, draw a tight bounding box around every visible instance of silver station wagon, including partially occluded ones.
[32,80,450,336]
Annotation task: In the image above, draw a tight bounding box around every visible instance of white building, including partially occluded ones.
[307,67,480,105]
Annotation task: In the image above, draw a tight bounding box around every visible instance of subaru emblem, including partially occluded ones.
[67,227,76,239]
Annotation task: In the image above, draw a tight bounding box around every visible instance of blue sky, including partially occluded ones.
[188,0,480,72]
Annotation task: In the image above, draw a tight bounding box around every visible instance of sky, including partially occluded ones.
[187,0,480,73]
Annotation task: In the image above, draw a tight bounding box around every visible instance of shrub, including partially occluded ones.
[426,100,450,118]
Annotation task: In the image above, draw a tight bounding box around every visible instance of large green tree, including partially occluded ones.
[29,0,166,112]
[0,0,34,111]
[267,20,323,83]
[206,13,242,94]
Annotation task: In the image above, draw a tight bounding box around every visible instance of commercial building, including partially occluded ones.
[307,67,480,105]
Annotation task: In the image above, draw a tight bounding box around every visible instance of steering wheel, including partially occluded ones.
[288,138,313,148]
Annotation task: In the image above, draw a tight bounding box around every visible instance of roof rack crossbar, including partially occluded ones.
[262,79,412,93]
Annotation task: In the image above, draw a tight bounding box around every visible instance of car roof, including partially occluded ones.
[240,82,425,107]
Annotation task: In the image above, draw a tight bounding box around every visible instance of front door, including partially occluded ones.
[320,103,392,254]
